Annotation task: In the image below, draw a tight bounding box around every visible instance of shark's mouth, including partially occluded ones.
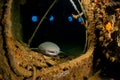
[47,50,56,53]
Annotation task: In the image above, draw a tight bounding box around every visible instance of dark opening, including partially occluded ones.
[20,0,86,56]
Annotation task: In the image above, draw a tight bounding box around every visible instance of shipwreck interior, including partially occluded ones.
[0,0,94,79]
[20,0,86,56]
[1,0,120,79]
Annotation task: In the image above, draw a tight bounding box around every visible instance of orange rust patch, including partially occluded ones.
[103,18,107,24]
[15,49,22,58]
[7,36,13,42]
[105,22,112,32]
[116,8,120,11]
[95,1,101,5]
[118,16,120,19]
[0,74,3,79]
[105,0,109,3]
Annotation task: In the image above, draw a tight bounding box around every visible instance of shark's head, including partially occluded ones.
[38,41,61,56]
